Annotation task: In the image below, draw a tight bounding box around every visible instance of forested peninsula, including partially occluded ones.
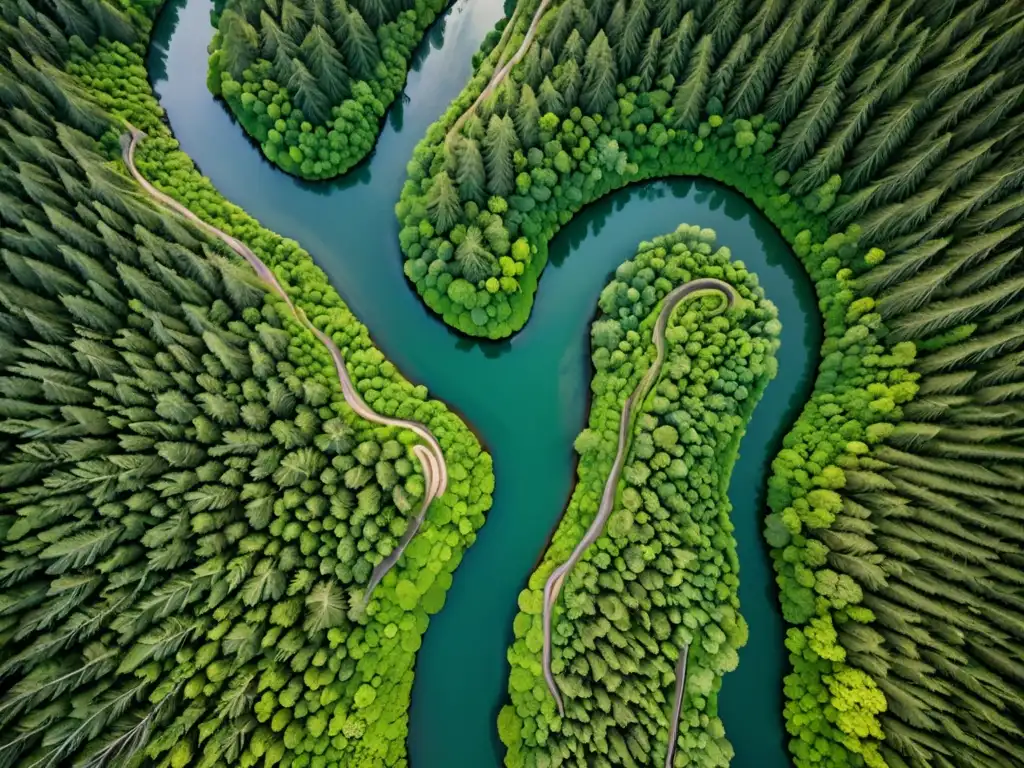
[501,226,779,768]
[208,0,452,178]
[0,1,492,767]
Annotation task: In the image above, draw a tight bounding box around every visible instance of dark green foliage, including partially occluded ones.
[209,0,451,179]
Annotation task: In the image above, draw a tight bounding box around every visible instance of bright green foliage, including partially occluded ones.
[207,0,452,179]
[0,5,494,768]
[398,1,1024,766]
[502,226,779,768]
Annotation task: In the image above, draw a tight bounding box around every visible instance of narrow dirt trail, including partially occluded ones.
[121,124,447,604]
[447,0,554,141]
[665,643,691,768]
[539,277,736,760]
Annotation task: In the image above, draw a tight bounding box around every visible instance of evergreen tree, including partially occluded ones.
[604,0,625,50]
[544,0,577,57]
[658,11,697,83]
[349,0,388,28]
[455,226,497,283]
[635,27,661,93]
[300,25,350,104]
[515,83,541,149]
[456,137,486,204]
[616,0,650,75]
[259,11,297,63]
[484,114,517,197]
[279,0,310,39]
[554,58,582,111]
[426,171,462,234]
[581,31,617,115]
[537,76,565,116]
[287,57,331,124]
[341,8,380,80]
[560,28,585,66]
[573,0,597,42]
[219,8,260,79]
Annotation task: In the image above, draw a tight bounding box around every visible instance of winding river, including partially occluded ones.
[148,0,821,766]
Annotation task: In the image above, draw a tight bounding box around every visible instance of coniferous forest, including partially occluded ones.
[1,0,1024,767]
[208,0,452,178]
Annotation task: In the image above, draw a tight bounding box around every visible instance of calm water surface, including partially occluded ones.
[149,2,819,765]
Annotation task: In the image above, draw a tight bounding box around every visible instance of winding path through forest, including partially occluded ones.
[120,123,448,604]
[447,0,553,140]
[539,277,735,764]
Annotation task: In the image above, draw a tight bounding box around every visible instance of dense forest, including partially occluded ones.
[0,0,492,766]
[2,0,1024,766]
[500,226,780,768]
[396,0,1024,767]
[208,0,451,178]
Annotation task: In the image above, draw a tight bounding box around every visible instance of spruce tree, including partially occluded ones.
[581,31,617,115]
[456,137,486,204]
[537,76,565,116]
[287,57,331,124]
[341,8,380,79]
[515,83,541,149]
[426,171,462,233]
[300,25,350,104]
[617,0,650,75]
[484,114,517,197]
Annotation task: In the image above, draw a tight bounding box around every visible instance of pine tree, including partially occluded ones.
[279,0,310,39]
[300,26,350,104]
[635,28,661,93]
[671,36,712,131]
[340,8,380,80]
[773,33,863,172]
[560,29,585,66]
[728,14,805,118]
[658,11,697,83]
[349,0,389,27]
[259,11,297,63]
[545,0,577,57]
[515,83,541,149]
[604,0,625,49]
[455,226,497,283]
[581,31,617,115]
[49,0,98,44]
[573,0,598,42]
[616,0,649,75]
[80,0,136,45]
[554,58,582,111]
[484,114,517,197]
[538,76,565,116]
[426,171,462,233]
[219,8,260,79]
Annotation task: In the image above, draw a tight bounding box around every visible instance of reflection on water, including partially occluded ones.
[149,0,817,765]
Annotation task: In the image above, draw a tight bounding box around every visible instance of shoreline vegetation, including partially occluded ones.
[206,0,454,180]
[397,0,1024,766]
[0,1,493,767]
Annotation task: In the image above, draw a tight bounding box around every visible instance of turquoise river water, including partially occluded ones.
[149,0,820,765]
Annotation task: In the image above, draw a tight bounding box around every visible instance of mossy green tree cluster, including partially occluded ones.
[398,0,1024,766]
[207,0,450,179]
[499,226,780,768]
[0,1,493,766]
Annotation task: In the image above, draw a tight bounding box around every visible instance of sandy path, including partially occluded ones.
[121,124,448,605]
[539,277,735,759]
